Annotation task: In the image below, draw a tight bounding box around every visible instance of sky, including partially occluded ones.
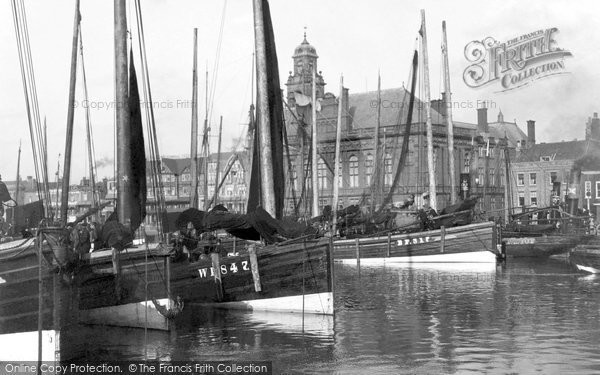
[1,0,599,184]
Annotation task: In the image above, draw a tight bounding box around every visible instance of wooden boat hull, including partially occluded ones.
[333,221,497,263]
[502,233,593,258]
[569,241,600,273]
[77,237,334,327]
[172,237,333,314]
[0,231,81,361]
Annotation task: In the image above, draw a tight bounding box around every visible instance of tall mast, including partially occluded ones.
[13,141,22,227]
[60,0,80,225]
[371,71,382,212]
[43,118,49,215]
[503,142,511,223]
[311,66,319,217]
[252,0,276,216]
[332,75,343,235]
[190,28,199,208]
[115,0,130,227]
[80,34,98,212]
[442,21,456,204]
[202,68,209,210]
[212,116,223,208]
[421,9,437,211]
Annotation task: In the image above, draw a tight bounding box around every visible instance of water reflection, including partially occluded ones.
[79,259,600,374]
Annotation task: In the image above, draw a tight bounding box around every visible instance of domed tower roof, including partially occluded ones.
[293,32,318,58]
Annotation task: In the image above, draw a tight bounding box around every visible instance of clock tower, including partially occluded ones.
[285,33,326,107]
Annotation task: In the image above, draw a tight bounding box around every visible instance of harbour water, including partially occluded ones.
[79,257,600,374]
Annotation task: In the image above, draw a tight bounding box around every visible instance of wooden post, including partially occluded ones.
[328,236,335,307]
[252,0,277,216]
[355,238,360,270]
[37,232,43,369]
[442,21,457,205]
[387,232,391,257]
[112,247,121,301]
[165,256,172,315]
[440,225,446,253]
[421,9,437,212]
[332,75,343,236]
[311,67,319,217]
[211,252,224,301]
[60,0,80,225]
[248,245,262,292]
[190,28,199,208]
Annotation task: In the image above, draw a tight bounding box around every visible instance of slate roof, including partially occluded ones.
[156,151,246,175]
[514,139,600,163]
[347,87,443,128]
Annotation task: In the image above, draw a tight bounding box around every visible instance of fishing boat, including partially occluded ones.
[332,12,497,264]
[501,207,593,258]
[499,130,594,257]
[0,0,86,361]
[76,0,333,331]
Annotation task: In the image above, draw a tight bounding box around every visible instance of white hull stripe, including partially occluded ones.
[0,330,58,361]
[576,264,600,274]
[336,250,497,264]
[199,292,334,315]
[79,298,171,330]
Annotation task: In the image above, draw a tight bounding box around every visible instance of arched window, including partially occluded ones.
[318,158,328,190]
[365,153,374,186]
[384,153,393,186]
[349,155,359,188]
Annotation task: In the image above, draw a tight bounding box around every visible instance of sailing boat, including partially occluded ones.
[77,0,332,329]
[0,0,84,361]
[500,144,594,257]
[167,0,333,314]
[333,12,498,264]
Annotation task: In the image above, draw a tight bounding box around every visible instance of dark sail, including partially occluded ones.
[381,50,419,208]
[247,0,285,219]
[127,49,147,232]
[0,181,12,203]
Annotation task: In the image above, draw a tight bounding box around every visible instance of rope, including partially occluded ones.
[134,0,168,236]
[122,245,182,319]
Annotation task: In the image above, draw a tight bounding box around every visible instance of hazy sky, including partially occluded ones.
[1,0,598,183]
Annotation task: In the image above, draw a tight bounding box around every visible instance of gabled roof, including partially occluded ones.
[489,121,527,147]
[514,139,600,163]
[156,151,250,175]
[161,158,190,175]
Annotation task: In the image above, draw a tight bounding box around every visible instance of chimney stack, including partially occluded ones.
[527,120,536,145]
[588,112,600,141]
[477,106,488,133]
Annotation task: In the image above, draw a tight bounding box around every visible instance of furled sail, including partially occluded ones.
[127,49,147,232]
[247,0,285,220]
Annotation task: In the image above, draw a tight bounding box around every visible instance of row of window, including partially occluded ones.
[516,171,558,186]
[291,154,395,189]
[476,168,505,186]
[518,192,538,207]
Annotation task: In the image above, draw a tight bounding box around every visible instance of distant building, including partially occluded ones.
[283,36,526,216]
[511,113,600,217]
